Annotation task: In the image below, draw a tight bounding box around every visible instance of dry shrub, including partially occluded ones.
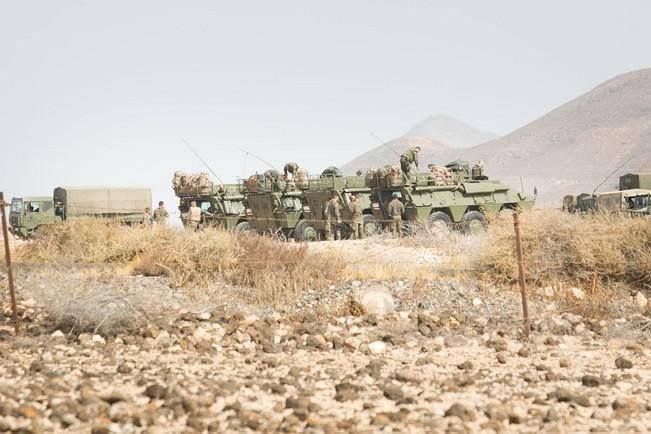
[475,210,651,292]
[17,220,346,309]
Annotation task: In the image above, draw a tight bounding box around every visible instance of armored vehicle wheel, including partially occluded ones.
[462,211,487,234]
[362,215,380,237]
[234,221,251,233]
[428,211,452,232]
[293,219,318,242]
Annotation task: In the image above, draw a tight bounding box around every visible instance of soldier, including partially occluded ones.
[349,194,364,240]
[283,162,300,179]
[153,201,169,226]
[187,200,202,232]
[324,193,342,241]
[143,207,153,226]
[400,146,421,185]
[386,192,405,236]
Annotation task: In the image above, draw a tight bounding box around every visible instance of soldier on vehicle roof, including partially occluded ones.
[386,192,405,236]
[400,146,421,185]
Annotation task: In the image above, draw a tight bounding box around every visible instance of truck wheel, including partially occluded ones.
[428,211,452,232]
[234,221,251,233]
[462,211,487,234]
[293,219,318,242]
[362,215,380,237]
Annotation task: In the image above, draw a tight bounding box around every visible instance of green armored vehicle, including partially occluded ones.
[367,160,534,233]
[297,170,379,241]
[239,172,308,240]
[176,184,249,231]
[9,187,151,238]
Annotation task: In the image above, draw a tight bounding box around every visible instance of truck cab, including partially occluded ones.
[9,196,59,238]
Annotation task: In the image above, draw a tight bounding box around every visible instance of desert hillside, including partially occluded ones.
[343,69,651,206]
[458,68,651,205]
[342,115,499,174]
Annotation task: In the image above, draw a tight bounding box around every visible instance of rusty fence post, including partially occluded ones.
[513,211,530,339]
[0,192,19,335]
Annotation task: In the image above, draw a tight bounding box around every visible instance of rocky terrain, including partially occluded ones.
[2,234,651,434]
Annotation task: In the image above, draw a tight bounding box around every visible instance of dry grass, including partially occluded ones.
[473,210,651,317]
[16,220,345,309]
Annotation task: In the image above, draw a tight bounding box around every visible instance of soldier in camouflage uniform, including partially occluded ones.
[324,194,342,241]
[283,162,299,179]
[349,194,364,240]
[187,200,202,232]
[386,192,405,236]
[400,146,421,185]
[153,201,169,226]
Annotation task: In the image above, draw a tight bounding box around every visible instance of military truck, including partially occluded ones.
[176,184,249,231]
[564,172,651,216]
[366,160,534,233]
[296,172,378,241]
[9,187,151,238]
[239,173,308,240]
[596,189,650,216]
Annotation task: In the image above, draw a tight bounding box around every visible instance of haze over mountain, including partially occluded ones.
[342,114,498,173]
[344,69,651,205]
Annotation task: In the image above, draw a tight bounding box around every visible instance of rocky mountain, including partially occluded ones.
[342,115,498,173]
[344,69,651,206]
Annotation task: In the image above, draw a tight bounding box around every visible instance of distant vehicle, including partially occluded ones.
[9,187,151,238]
[563,172,651,216]
[596,189,650,216]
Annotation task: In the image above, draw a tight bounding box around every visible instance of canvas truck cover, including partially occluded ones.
[597,189,651,212]
[53,187,152,215]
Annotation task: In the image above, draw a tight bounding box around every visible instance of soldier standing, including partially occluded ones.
[283,162,300,179]
[349,194,364,240]
[324,194,342,241]
[400,146,421,185]
[153,201,169,226]
[386,192,405,236]
[187,200,202,232]
[144,207,153,226]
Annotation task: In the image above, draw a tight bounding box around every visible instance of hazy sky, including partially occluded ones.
[1,0,650,216]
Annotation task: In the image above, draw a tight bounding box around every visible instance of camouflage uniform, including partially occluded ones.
[400,147,420,185]
[187,205,201,232]
[153,206,169,225]
[324,197,341,241]
[386,197,405,235]
[283,162,299,178]
[349,199,364,240]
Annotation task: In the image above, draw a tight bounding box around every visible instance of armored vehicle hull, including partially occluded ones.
[176,183,248,231]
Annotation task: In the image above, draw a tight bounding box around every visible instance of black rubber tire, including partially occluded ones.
[362,214,380,237]
[462,210,487,233]
[293,219,318,242]
[428,211,452,232]
[234,221,251,233]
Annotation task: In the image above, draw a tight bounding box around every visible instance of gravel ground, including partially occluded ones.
[1,238,651,433]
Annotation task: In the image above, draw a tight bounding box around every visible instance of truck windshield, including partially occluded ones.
[628,196,649,210]
[223,200,245,215]
[10,199,23,214]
